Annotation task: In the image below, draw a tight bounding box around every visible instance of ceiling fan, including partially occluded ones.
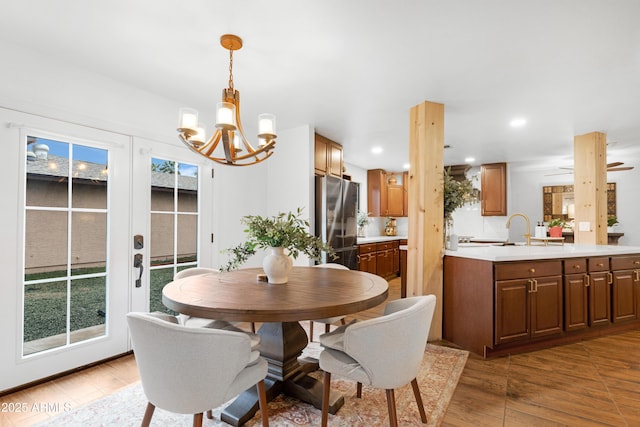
[546,161,634,176]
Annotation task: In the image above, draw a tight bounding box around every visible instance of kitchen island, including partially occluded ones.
[444,244,640,357]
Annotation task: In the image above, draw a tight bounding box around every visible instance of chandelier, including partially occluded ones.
[177,34,277,166]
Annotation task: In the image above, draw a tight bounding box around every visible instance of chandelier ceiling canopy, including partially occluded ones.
[177,34,277,166]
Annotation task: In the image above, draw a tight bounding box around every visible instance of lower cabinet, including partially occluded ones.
[357,240,400,279]
[444,253,640,357]
[495,261,563,346]
[587,257,611,327]
[610,256,640,323]
[357,243,377,275]
[564,258,588,332]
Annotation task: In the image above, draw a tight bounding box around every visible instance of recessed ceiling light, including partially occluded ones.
[465,157,475,163]
[510,118,527,127]
[371,147,383,154]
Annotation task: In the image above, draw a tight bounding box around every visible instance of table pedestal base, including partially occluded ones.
[220,322,345,426]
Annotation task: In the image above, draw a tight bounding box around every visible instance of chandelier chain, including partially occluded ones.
[228,49,234,90]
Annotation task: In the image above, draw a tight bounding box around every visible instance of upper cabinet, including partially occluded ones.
[368,169,407,217]
[314,133,343,177]
[481,162,507,216]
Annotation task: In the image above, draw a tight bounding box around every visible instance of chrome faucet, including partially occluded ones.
[506,213,531,246]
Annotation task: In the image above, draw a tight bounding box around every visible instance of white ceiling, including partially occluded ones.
[2,0,639,173]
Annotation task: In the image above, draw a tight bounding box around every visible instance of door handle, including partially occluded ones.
[133,253,144,288]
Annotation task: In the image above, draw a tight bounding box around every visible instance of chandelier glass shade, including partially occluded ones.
[177,34,277,166]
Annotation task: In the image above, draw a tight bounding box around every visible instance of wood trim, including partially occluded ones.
[408,100,444,340]
[573,132,608,244]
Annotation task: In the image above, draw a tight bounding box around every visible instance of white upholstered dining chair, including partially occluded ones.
[308,263,349,341]
[319,295,437,427]
[126,312,270,427]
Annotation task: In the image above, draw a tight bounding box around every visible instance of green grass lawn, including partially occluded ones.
[23,266,180,342]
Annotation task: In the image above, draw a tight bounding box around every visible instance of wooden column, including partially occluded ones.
[573,132,608,244]
[408,101,444,340]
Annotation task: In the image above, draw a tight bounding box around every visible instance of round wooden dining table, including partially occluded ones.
[163,266,388,426]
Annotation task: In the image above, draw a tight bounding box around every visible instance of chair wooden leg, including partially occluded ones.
[193,412,203,427]
[321,371,332,427]
[206,409,213,419]
[257,379,269,427]
[356,382,362,398]
[411,378,428,423]
[309,321,315,342]
[386,389,398,427]
[340,318,346,325]
[325,323,330,333]
[141,402,155,427]
[251,322,256,333]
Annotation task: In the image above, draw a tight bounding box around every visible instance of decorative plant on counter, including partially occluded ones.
[443,168,478,224]
[547,218,567,237]
[607,215,619,227]
[221,208,336,283]
[357,210,370,238]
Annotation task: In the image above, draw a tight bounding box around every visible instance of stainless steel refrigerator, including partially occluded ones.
[315,175,359,269]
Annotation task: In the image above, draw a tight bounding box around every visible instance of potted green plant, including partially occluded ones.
[547,218,566,238]
[221,207,335,284]
[443,168,478,247]
[357,210,370,237]
[607,215,619,232]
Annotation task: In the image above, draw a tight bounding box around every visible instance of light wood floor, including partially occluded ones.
[2,277,639,426]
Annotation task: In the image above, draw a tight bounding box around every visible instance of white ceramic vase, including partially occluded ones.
[262,247,293,284]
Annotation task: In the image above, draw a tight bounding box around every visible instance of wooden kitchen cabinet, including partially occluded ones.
[495,261,563,346]
[357,243,377,274]
[376,241,399,279]
[481,162,507,216]
[587,257,611,327]
[564,259,588,332]
[367,169,406,217]
[444,252,640,358]
[357,241,399,279]
[610,256,640,323]
[314,133,343,177]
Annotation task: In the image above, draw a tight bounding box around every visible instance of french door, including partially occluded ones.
[130,137,212,315]
[1,108,210,391]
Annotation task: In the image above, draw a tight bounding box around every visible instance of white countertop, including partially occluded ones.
[445,243,640,262]
[357,235,408,244]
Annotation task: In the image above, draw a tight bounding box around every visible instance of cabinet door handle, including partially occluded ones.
[529,268,536,273]
[584,274,590,287]
[597,263,604,267]
[608,272,613,284]
[534,279,538,292]
[635,270,640,281]
[528,279,534,293]
[573,264,581,270]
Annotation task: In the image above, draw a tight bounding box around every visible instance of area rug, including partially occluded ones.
[37,343,467,426]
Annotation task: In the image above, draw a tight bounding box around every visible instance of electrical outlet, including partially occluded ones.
[579,221,590,231]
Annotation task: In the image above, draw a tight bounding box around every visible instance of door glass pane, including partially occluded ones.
[150,159,176,212]
[71,145,108,209]
[150,213,174,266]
[177,214,197,264]
[24,210,68,280]
[70,277,106,343]
[71,212,107,275]
[26,138,69,208]
[149,158,200,314]
[23,281,67,355]
[23,136,109,356]
[150,267,175,314]
[177,162,198,213]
